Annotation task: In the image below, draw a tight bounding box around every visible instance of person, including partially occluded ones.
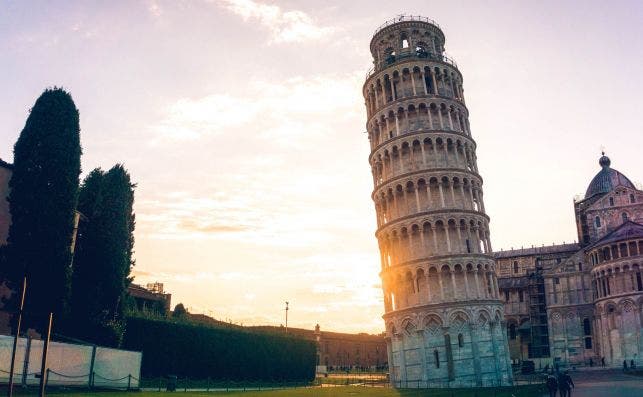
[631,359,636,369]
[601,357,605,367]
[563,371,575,397]
[589,357,593,367]
[557,372,567,397]
[558,371,574,397]
[623,360,628,372]
[546,374,558,397]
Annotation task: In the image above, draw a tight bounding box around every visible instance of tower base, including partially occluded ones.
[386,302,513,388]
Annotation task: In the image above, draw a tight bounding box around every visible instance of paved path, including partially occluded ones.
[556,369,642,397]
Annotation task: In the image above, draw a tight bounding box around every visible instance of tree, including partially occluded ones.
[172,303,187,318]
[69,165,135,346]
[3,88,81,331]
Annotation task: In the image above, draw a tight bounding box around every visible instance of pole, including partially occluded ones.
[285,301,289,333]
[38,313,53,397]
[7,276,27,397]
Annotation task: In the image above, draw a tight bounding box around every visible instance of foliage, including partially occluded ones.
[172,303,187,318]
[122,316,317,382]
[67,165,135,346]
[2,88,81,331]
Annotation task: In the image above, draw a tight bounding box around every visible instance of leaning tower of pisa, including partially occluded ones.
[363,16,512,387]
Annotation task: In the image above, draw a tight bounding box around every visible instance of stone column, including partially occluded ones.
[410,72,417,96]
[421,72,429,95]
[439,183,446,207]
[395,113,400,136]
[438,270,445,301]
[415,188,421,212]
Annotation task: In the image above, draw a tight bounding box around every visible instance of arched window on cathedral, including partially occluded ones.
[433,350,440,368]
[458,333,464,348]
[595,217,601,228]
[609,197,614,206]
[513,261,519,274]
[578,262,583,271]
[622,212,628,222]
[630,194,636,204]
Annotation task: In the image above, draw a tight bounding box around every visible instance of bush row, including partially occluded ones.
[122,316,316,381]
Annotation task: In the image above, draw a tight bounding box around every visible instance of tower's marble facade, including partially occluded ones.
[363,16,512,387]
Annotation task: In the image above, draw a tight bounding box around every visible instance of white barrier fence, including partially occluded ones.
[0,334,142,389]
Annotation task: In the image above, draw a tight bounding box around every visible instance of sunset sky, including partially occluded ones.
[1,0,642,333]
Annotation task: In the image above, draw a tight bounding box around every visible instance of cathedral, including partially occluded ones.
[496,153,643,369]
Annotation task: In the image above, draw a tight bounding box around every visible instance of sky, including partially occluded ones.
[0,0,642,334]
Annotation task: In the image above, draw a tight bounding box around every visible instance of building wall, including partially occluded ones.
[0,162,12,245]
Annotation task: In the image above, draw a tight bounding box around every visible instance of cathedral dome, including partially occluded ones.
[585,154,635,199]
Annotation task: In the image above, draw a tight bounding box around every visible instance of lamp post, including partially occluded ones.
[285,301,289,333]
[7,276,27,397]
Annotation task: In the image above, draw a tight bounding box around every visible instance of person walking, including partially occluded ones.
[601,356,605,367]
[589,357,593,367]
[546,374,558,397]
[623,360,628,372]
[558,371,574,397]
[563,371,575,397]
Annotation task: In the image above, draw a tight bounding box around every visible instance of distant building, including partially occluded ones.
[250,324,387,372]
[496,154,643,368]
[127,283,171,315]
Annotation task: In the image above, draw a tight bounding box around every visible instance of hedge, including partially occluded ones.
[122,316,316,381]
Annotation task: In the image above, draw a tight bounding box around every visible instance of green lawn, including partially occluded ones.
[5,385,545,397]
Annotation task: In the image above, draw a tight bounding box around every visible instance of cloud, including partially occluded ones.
[217,0,336,43]
[151,72,362,142]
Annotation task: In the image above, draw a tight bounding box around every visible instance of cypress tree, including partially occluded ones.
[4,88,81,331]
[70,165,135,346]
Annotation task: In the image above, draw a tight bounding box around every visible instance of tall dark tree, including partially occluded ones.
[3,88,81,331]
[69,165,135,346]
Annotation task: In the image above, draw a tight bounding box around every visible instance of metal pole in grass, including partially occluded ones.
[7,276,26,397]
[38,313,53,397]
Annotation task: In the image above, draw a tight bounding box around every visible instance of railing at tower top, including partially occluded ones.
[372,15,441,37]
[365,51,459,80]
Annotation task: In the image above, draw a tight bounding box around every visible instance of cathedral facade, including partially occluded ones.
[496,154,643,368]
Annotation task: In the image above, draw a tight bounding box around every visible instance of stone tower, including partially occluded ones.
[363,16,512,387]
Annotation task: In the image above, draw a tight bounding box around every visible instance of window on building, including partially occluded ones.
[595,217,601,228]
[466,239,471,253]
[509,324,516,340]
[401,33,409,49]
[622,212,628,222]
[504,290,510,302]
[609,197,614,206]
[584,337,592,349]
[458,333,464,348]
[513,261,519,273]
[519,291,524,302]
[434,350,440,368]
[630,194,636,203]
[637,272,643,291]
[554,278,560,285]
[578,262,583,271]
[582,318,591,335]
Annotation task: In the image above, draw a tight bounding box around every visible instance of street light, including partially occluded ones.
[285,301,289,333]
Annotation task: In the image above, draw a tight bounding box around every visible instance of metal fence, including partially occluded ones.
[0,334,141,390]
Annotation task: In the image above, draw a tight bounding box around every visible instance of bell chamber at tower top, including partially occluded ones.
[368,15,455,75]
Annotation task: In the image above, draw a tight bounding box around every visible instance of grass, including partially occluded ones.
[4,385,545,397]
